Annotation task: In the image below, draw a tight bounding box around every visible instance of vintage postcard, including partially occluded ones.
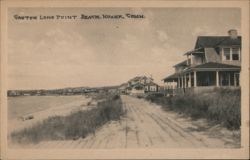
[0,0,249,159]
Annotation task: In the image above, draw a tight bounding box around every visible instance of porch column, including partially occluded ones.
[194,71,197,87]
[234,74,236,87]
[190,54,193,65]
[181,76,184,88]
[177,77,180,88]
[216,71,219,87]
[188,73,191,87]
[173,80,175,89]
[184,74,187,88]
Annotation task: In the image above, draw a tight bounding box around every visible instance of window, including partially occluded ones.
[223,48,230,60]
[234,73,240,86]
[150,86,156,91]
[223,47,240,61]
[232,48,240,60]
[222,47,240,61]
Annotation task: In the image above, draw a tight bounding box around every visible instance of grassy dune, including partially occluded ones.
[146,88,241,130]
[8,96,85,120]
[11,94,124,144]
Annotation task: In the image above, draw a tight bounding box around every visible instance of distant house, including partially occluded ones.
[118,83,128,94]
[36,90,42,96]
[126,76,159,95]
[108,88,118,94]
[163,29,241,95]
[144,81,159,92]
[130,83,145,96]
[7,90,21,97]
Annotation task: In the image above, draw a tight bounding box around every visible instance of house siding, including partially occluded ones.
[204,48,220,63]
[191,55,203,66]
[221,60,241,66]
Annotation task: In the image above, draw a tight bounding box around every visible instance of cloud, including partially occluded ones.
[8,28,98,88]
[9,28,97,65]
[156,30,169,42]
[120,34,139,52]
[192,26,222,37]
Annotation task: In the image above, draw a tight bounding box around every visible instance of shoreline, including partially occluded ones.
[8,95,93,134]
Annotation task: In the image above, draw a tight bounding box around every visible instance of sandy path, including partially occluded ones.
[12,95,240,148]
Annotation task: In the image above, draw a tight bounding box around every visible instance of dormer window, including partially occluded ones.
[222,47,240,61]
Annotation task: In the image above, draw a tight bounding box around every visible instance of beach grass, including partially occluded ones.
[145,88,241,130]
[11,94,124,144]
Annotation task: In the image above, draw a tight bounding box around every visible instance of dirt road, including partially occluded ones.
[13,95,239,148]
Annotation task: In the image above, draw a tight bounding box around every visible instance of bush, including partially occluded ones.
[207,88,241,129]
[145,88,241,130]
[11,94,124,144]
[145,92,164,101]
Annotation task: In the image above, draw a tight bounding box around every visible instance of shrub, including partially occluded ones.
[145,88,241,130]
[208,88,241,129]
[145,92,164,101]
[11,94,124,144]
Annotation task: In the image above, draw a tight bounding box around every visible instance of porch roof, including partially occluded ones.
[162,62,240,82]
[184,48,204,56]
[187,62,241,71]
[162,73,178,82]
[173,60,187,67]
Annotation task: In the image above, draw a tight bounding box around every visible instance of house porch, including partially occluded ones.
[163,63,241,95]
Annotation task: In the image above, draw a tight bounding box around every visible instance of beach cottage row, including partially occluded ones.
[119,76,159,96]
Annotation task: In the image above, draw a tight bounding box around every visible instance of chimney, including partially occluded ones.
[228,29,238,39]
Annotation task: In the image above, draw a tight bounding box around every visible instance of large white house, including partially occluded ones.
[163,29,241,95]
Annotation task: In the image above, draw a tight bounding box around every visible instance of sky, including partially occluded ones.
[8,8,241,90]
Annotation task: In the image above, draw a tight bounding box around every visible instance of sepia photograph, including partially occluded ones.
[1,0,249,159]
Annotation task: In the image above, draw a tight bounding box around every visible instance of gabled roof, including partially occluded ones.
[162,73,178,82]
[128,75,153,83]
[126,86,132,90]
[141,76,153,81]
[128,76,142,82]
[145,81,159,86]
[191,62,240,69]
[184,48,204,56]
[119,83,128,89]
[195,36,241,49]
[173,60,187,67]
[132,83,145,88]
[119,83,128,87]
